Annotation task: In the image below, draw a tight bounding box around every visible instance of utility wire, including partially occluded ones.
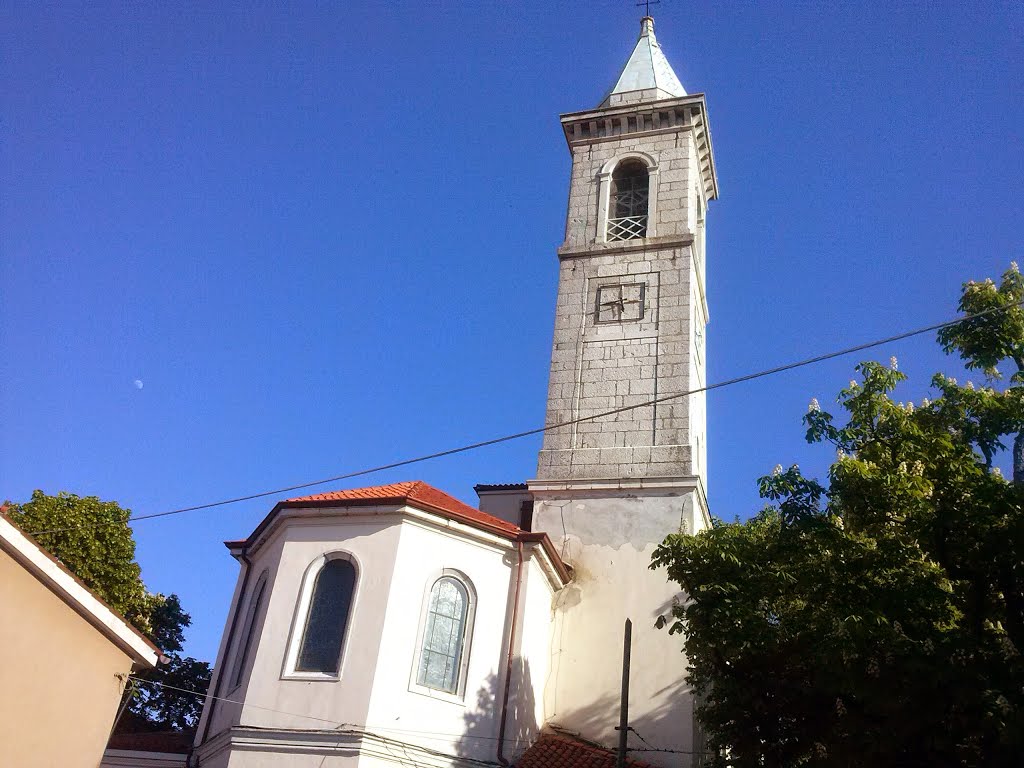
[626,725,656,749]
[622,725,711,756]
[30,301,1020,538]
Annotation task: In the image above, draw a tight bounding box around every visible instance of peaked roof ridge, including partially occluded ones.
[287,480,419,503]
[229,480,572,587]
[407,480,512,528]
[284,479,521,535]
[600,16,687,107]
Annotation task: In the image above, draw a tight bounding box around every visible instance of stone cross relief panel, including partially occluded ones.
[570,269,663,454]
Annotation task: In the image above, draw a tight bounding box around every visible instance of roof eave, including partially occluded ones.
[225,497,570,588]
[0,515,160,667]
[692,93,719,201]
[232,495,519,551]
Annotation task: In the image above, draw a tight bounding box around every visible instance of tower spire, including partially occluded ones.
[600,14,686,107]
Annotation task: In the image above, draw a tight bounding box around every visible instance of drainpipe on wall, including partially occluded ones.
[191,547,251,767]
[496,540,525,766]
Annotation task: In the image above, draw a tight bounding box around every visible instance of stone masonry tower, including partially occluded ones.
[529,17,717,766]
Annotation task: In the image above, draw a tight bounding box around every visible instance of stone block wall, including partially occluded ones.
[537,242,700,480]
[538,101,710,485]
[563,129,696,248]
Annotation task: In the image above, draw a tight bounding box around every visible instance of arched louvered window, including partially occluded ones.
[416,575,473,694]
[228,571,268,690]
[295,557,356,675]
[607,160,649,241]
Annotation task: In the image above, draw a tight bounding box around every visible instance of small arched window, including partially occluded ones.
[295,557,357,675]
[228,571,268,690]
[416,575,473,694]
[607,160,650,241]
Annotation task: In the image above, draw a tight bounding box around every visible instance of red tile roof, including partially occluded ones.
[285,480,522,535]
[517,732,652,768]
[227,481,570,585]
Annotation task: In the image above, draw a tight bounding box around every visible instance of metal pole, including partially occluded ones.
[617,618,632,768]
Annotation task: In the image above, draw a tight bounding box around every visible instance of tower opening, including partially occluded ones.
[607,160,649,241]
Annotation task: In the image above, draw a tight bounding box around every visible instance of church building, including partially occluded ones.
[192,15,717,768]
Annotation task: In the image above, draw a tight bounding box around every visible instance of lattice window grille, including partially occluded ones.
[607,215,648,241]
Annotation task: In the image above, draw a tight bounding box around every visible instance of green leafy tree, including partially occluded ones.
[5,491,211,732]
[652,265,1024,767]
[6,491,152,629]
[937,264,1024,482]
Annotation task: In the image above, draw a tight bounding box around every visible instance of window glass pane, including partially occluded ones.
[296,559,356,674]
[433,615,455,649]
[435,581,458,615]
[417,577,469,693]
[420,650,449,689]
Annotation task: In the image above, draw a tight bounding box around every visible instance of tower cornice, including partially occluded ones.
[556,232,694,259]
[560,93,718,201]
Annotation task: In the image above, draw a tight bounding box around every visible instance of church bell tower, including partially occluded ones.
[529,16,718,765]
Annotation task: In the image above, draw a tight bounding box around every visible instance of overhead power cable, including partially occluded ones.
[30,301,1022,538]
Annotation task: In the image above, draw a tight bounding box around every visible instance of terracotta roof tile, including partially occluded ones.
[516,732,652,768]
[228,482,570,586]
[286,480,522,535]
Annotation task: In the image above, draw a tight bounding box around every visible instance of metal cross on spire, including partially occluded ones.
[635,0,661,17]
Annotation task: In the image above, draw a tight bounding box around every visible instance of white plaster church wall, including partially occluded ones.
[199,533,290,741]
[227,519,402,734]
[195,510,558,767]
[194,555,255,747]
[363,520,555,763]
[501,556,557,759]
[535,492,702,767]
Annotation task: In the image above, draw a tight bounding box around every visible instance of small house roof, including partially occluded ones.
[0,512,160,667]
[517,731,653,768]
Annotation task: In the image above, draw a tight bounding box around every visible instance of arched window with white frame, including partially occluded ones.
[607,160,650,241]
[228,570,269,691]
[284,553,358,678]
[415,573,475,695]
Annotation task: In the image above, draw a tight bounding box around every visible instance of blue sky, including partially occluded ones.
[2,1,1022,661]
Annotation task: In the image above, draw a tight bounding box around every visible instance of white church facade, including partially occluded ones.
[191,16,717,768]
